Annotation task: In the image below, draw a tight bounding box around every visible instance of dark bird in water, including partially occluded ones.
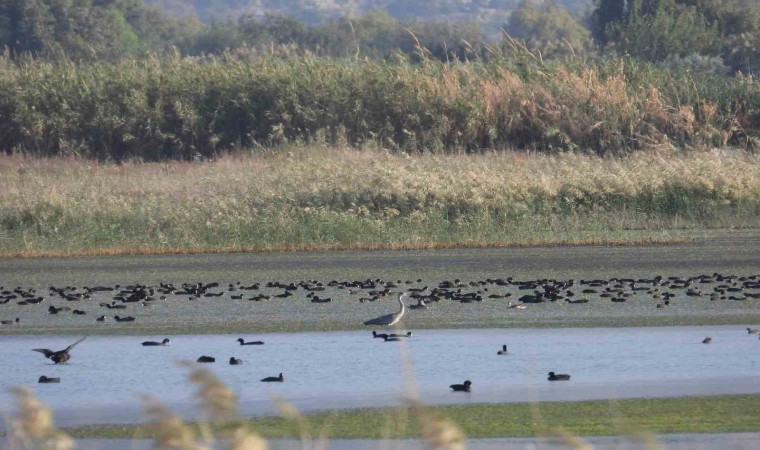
[38,376,61,383]
[237,338,264,345]
[114,315,135,322]
[32,337,86,364]
[197,355,215,363]
[497,345,508,355]
[372,331,389,339]
[96,315,106,322]
[229,357,243,365]
[142,338,171,346]
[548,371,571,381]
[747,328,760,334]
[261,373,284,382]
[702,337,712,344]
[388,331,413,338]
[1,317,20,325]
[450,380,472,392]
[363,293,407,326]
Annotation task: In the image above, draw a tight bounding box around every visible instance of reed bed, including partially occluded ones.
[0,53,757,160]
[0,147,758,256]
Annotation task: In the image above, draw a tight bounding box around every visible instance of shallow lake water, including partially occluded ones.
[1,325,759,431]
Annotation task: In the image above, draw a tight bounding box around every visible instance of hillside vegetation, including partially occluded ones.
[146,0,591,35]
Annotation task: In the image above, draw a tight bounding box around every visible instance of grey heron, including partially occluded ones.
[363,292,408,326]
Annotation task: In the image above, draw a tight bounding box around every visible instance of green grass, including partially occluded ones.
[64,395,760,439]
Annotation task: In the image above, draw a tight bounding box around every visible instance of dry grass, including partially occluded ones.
[0,147,758,256]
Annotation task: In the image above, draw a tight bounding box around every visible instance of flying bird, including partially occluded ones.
[32,337,86,364]
[363,293,407,326]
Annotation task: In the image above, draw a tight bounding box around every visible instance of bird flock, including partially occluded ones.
[7,272,760,392]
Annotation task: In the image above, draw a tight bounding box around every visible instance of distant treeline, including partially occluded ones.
[0,0,759,160]
[1,52,757,160]
[0,1,758,73]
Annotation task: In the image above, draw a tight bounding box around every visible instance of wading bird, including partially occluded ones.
[32,337,86,364]
[363,293,407,326]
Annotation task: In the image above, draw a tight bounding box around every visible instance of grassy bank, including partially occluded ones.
[0,53,758,160]
[1,148,759,256]
[65,395,760,439]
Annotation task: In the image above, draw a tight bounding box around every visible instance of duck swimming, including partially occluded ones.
[32,337,86,364]
[450,380,472,392]
[261,373,284,382]
[548,371,571,381]
[497,345,508,355]
[142,338,171,346]
[388,331,413,338]
[237,338,264,345]
[38,376,60,383]
[229,357,243,365]
[197,356,215,363]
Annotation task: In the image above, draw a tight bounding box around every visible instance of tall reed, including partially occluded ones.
[0,147,758,256]
[0,51,757,160]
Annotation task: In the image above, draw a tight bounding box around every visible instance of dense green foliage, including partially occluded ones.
[0,1,758,161]
[591,0,760,72]
[0,54,758,159]
[0,0,199,60]
[505,0,591,57]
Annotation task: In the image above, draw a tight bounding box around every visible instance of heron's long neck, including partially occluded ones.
[397,294,405,314]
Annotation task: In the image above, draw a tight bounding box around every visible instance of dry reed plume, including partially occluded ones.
[0,147,758,255]
[6,387,74,450]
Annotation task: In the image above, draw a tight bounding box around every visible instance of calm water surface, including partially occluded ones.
[1,325,759,430]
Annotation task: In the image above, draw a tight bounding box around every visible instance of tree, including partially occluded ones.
[590,0,718,61]
[506,0,591,58]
